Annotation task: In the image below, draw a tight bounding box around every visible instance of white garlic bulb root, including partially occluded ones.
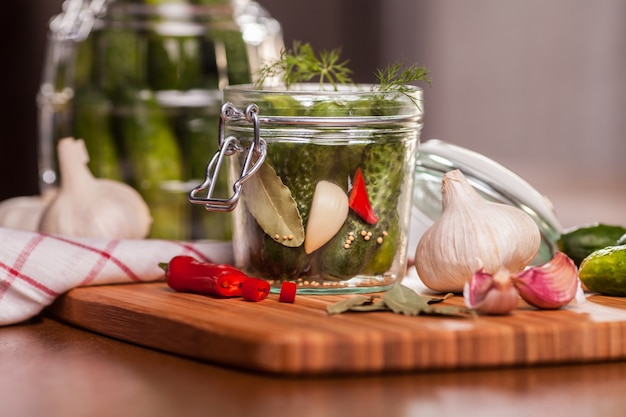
[415,169,541,293]
[38,137,152,239]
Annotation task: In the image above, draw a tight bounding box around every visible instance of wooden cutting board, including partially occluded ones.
[46,275,626,375]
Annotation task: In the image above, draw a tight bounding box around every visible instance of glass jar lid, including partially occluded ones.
[410,139,562,265]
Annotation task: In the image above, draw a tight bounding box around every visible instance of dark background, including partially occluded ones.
[0,2,57,200]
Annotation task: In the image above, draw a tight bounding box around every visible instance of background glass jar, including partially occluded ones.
[37,0,283,240]
[205,84,424,293]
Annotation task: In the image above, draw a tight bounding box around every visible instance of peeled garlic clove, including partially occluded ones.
[512,251,580,309]
[304,181,349,254]
[415,169,541,293]
[464,266,519,315]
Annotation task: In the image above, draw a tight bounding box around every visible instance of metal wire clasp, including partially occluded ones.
[189,103,267,212]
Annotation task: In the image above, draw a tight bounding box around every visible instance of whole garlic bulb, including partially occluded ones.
[39,137,152,239]
[0,189,57,231]
[415,169,541,293]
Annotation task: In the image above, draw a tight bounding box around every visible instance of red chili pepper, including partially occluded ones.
[348,167,379,225]
[279,281,297,303]
[161,255,247,298]
[241,278,271,302]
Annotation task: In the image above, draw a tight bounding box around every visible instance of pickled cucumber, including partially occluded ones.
[98,28,146,95]
[262,95,306,116]
[114,89,185,239]
[319,141,407,279]
[209,29,251,85]
[318,213,380,280]
[558,224,626,266]
[241,202,311,282]
[267,142,355,226]
[178,112,232,240]
[147,35,203,91]
[245,138,368,281]
[72,88,123,181]
[579,245,626,296]
[248,142,349,281]
[362,212,400,275]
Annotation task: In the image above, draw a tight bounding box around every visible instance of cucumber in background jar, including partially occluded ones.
[113,89,186,240]
[72,88,123,181]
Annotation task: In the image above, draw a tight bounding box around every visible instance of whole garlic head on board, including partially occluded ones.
[415,169,541,293]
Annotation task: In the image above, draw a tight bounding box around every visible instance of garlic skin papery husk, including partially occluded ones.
[415,169,541,293]
[0,189,57,231]
[464,266,520,315]
[39,137,152,239]
[512,251,580,309]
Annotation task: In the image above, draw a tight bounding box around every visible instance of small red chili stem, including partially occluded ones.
[348,167,379,225]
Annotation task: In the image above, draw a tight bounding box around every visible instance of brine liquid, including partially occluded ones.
[229,132,419,294]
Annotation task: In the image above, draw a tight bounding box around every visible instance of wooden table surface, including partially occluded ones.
[2,176,625,417]
[2,317,626,417]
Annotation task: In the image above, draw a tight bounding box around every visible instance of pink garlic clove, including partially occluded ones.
[464,267,519,315]
[511,251,580,309]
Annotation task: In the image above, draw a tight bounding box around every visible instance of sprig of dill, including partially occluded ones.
[255,42,353,90]
[374,60,432,108]
[255,41,432,106]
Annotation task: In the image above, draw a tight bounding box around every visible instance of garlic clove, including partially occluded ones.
[464,266,519,315]
[304,181,349,254]
[511,251,580,309]
[415,169,541,293]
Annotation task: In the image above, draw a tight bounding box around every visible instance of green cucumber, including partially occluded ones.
[72,88,123,181]
[98,28,147,95]
[208,29,251,85]
[147,35,204,91]
[266,142,352,226]
[178,112,233,240]
[318,140,407,279]
[114,89,186,239]
[241,205,311,282]
[558,223,626,266]
[245,141,365,281]
[262,95,307,116]
[318,213,378,280]
[579,244,626,296]
[362,212,400,275]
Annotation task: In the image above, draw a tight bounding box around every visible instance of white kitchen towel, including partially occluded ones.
[0,227,233,326]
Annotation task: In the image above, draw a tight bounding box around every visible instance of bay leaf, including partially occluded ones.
[427,293,454,305]
[430,306,477,318]
[325,284,474,318]
[242,162,304,247]
[382,283,430,316]
[326,295,373,315]
[349,300,390,312]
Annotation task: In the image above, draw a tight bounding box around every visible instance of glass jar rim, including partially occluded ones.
[224,82,423,96]
[223,83,424,125]
[106,2,238,19]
